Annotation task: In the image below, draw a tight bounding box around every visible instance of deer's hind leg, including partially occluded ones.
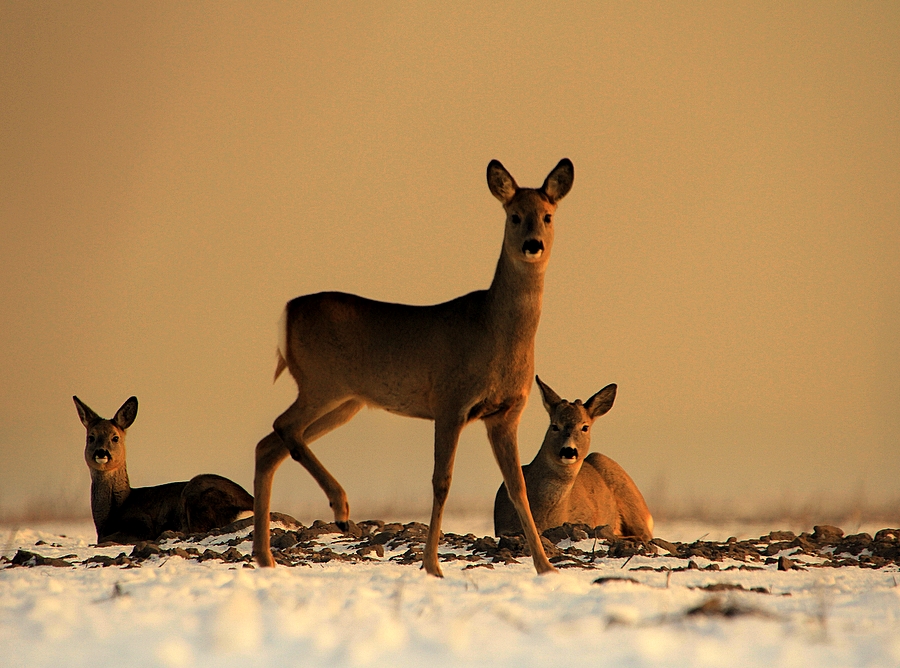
[255,396,363,567]
[296,398,365,528]
[253,431,291,567]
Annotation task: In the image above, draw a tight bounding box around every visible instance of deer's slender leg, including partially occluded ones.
[253,431,290,567]
[277,398,363,527]
[485,412,556,575]
[423,417,465,577]
[302,399,364,443]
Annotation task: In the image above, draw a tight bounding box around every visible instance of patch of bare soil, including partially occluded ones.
[3,519,898,571]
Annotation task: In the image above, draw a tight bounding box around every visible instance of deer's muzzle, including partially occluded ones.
[93,449,111,464]
[522,239,544,258]
[558,446,578,463]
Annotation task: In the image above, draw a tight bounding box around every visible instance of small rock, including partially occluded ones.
[768,530,795,541]
[651,538,680,555]
[593,576,640,586]
[542,526,569,544]
[271,532,299,549]
[593,525,617,541]
[874,528,899,543]
[471,536,497,553]
[540,536,561,558]
[813,525,844,542]
[11,550,73,568]
[130,542,162,559]
[84,555,118,567]
[370,530,398,545]
[157,530,185,542]
[219,547,246,562]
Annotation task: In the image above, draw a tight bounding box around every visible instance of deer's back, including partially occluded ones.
[581,453,653,541]
[285,291,533,418]
[98,481,188,542]
[181,474,254,533]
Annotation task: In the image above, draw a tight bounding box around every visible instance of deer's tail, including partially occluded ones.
[274,306,289,383]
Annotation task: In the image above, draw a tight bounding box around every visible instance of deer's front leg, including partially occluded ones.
[485,412,556,575]
[423,417,465,577]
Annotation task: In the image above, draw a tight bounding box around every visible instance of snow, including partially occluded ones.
[2,519,899,668]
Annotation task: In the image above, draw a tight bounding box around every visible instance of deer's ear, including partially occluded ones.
[113,397,138,430]
[73,396,99,428]
[585,384,616,420]
[541,158,574,203]
[487,160,518,204]
[535,376,562,414]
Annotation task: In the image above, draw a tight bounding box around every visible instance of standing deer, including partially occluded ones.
[494,377,653,541]
[253,159,574,576]
[74,396,254,543]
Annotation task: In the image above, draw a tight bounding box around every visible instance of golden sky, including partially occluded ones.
[1,3,898,520]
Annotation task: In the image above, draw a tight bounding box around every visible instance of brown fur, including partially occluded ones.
[494,377,653,541]
[74,396,253,543]
[253,159,574,576]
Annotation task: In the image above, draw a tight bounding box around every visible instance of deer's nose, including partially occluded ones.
[559,445,578,462]
[521,238,544,257]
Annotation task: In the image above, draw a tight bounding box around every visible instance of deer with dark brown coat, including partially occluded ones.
[494,377,653,541]
[74,396,254,544]
[253,159,574,576]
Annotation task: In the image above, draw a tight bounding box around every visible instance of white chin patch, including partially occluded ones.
[94,455,109,464]
[524,249,543,259]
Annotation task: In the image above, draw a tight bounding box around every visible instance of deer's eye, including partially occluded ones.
[88,435,95,444]
[543,213,552,224]
[581,425,589,432]
[112,435,119,443]
[510,214,521,225]
[551,424,560,431]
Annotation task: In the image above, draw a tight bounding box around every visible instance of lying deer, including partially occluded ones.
[254,159,574,576]
[494,377,653,541]
[74,395,254,544]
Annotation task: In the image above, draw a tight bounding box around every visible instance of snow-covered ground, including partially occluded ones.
[2,517,899,668]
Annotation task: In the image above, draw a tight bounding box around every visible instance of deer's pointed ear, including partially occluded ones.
[487,160,518,204]
[585,384,616,420]
[535,376,562,414]
[541,158,574,203]
[113,397,138,430]
[73,396,99,428]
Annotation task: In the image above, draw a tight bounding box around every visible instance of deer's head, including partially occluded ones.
[535,376,616,472]
[74,396,137,474]
[487,159,573,272]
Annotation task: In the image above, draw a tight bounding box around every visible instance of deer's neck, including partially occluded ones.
[90,466,131,533]
[526,449,581,509]
[486,252,545,340]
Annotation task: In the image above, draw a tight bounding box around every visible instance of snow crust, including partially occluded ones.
[2,520,899,668]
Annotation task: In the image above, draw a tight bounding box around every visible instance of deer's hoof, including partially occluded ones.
[422,561,445,578]
[255,552,276,568]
